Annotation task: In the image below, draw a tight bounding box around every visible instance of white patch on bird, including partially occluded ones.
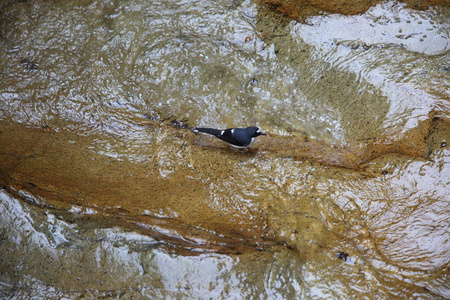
[220,130,224,135]
[230,137,255,149]
[230,144,247,149]
[256,128,261,133]
[192,128,198,132]
[231,129,235,134]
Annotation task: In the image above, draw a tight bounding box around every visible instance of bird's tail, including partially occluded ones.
[191,127,222,137]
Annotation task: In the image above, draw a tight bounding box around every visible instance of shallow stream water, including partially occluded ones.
[0,0,449,298]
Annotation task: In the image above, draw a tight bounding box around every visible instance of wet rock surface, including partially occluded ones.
[0,0,449,298]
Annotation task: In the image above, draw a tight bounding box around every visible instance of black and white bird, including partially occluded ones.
[192,126,266,149]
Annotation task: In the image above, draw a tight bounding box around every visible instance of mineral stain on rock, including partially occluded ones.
[0,115,447,253]
[258,0,450,20]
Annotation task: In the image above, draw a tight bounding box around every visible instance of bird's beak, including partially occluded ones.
[261,132,266,135]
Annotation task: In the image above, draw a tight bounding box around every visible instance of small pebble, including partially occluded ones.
[337,252,349,261]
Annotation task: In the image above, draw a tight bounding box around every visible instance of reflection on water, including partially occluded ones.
[290,1,449,139]
[0,0,449,298]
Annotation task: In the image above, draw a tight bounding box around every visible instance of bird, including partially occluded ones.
[192,126,266,149]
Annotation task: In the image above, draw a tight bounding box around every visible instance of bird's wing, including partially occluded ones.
[217,128,249,147]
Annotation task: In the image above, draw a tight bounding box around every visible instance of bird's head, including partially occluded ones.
[248,126,266,137]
